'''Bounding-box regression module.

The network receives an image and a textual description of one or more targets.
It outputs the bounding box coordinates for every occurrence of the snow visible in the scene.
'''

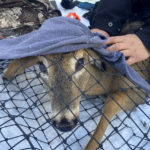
[0,0,150,150]
[55,0,90,26]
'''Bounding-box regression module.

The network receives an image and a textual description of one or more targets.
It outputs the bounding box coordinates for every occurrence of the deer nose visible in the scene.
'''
[52,117,78,132]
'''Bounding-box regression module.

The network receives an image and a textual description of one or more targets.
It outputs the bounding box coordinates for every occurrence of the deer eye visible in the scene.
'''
[75,58,84,71]
[38,62,48,74]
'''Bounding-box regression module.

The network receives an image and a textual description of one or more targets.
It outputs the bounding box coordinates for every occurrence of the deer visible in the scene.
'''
[3,44,150,150]
[2,9,150,149]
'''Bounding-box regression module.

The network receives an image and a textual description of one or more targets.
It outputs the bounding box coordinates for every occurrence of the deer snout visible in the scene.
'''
[52,117,78,132]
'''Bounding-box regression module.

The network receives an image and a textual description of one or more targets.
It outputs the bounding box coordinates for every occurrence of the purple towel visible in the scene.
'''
[0,16,149,94]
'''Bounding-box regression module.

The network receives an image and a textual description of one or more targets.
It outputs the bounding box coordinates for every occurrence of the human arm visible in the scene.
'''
[90,0,150,65]
[104,34,150,65]
[103,17,150,65]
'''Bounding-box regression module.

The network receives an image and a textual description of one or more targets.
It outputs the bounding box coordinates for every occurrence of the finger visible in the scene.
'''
[104,36,124,45]
[126,57,136,65]
[91,29,110,37]
[107,43,127,52]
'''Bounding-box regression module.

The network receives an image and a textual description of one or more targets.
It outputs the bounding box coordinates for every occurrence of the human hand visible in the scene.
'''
[105,34,150,65]
[91,28,110,37]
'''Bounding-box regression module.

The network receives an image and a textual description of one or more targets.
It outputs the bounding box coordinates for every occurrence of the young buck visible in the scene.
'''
[3,21,150,150]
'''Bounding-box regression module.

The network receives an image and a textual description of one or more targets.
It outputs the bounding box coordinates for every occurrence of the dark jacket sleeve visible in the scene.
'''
[136,18,150,50]
[90,0,138,36]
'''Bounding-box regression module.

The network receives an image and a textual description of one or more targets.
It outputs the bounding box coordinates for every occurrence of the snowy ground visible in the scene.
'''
[0,0,150,150]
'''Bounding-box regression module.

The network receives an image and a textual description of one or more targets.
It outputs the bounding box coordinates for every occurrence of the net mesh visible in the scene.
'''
[0,52,150,150]
[0,1,150,149]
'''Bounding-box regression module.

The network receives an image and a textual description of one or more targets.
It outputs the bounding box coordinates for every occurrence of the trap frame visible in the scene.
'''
[0,52,150,150]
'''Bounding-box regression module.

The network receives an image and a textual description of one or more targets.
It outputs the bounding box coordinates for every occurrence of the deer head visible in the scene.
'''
[4,49,113,132]
[37,49,110,132]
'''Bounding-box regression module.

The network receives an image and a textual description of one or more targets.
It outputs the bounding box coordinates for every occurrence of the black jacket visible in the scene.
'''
[90,0,150,50]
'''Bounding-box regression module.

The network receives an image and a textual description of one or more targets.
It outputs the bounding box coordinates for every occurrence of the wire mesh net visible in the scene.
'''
[0,50,150,150]
[0,1,150,149]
